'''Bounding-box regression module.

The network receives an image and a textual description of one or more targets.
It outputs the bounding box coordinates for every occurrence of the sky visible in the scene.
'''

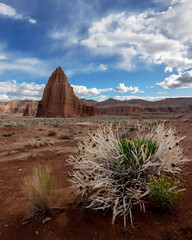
[0,0,192,102]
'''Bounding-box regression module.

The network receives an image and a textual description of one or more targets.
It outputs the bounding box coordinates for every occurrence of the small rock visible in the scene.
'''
[42,217,51,224]
[35,231,39,235]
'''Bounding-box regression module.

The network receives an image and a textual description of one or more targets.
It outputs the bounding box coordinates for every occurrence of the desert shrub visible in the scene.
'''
[69,127,74,133]
[20,146,27,152]
[48,130,57,136]
[23,165,54,215]
[58,134,73,140]
[2,132,14,137]
[149,175,182,210]
[68,123,189,226]
[8,150,13,155]
[38,128,44,131]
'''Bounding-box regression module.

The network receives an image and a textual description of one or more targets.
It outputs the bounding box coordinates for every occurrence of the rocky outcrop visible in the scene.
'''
[23,100,38,116]
[36,67,97,118]
[0,100,38,115]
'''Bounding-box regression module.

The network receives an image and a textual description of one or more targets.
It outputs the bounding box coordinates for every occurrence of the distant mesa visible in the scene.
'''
[36,67,97,118]
[0,100,37,115]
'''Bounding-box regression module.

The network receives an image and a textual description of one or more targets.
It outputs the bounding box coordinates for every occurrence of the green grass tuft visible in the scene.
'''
[149,175,182,210]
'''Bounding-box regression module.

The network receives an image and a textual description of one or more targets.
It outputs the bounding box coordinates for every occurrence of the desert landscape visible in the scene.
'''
[0,112,191,240]
[1,1,192,239]
[0,67,191,240]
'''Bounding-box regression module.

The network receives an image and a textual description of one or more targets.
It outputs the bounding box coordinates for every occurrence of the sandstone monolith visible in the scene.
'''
[36,67,97,117]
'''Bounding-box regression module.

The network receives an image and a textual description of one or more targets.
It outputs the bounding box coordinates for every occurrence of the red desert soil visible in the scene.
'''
[0,114,192,240]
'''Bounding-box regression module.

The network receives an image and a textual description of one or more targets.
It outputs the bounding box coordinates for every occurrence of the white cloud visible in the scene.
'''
[0,94,11,101]
[115,83,144,93]
[0,55,7,60]
[157,70,192,89]
[0,3,36,24]
[114,95,190,101]
[81,1,192,72]
[0,57,49,76]
[49,29,78,46]
[27,18,37,24]
[72,85,113,98]
[90,95,108,102]
[0,80,45,101]
[98,64,107,71]
[165,66,173,73]
[64,63,108,76]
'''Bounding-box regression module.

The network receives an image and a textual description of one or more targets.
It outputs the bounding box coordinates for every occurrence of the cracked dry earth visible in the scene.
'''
[0,113,191,240]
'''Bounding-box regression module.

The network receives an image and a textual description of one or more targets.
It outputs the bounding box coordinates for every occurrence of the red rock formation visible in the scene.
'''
[82,98,192,115]
[36,67,97,118]
[23,100,38,116]
[0,100,38,115]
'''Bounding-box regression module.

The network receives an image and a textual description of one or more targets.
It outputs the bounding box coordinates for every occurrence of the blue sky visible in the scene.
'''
[0,0,192,101]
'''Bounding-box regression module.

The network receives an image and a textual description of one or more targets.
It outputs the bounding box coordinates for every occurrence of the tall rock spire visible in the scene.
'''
[36,67,97,117]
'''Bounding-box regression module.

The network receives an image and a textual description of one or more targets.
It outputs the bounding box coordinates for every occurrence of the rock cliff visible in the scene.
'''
[36,67,97,118]
[0,100,38,115]
[23,100,38,116]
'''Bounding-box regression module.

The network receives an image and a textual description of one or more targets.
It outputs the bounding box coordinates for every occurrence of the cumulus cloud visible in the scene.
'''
[0,80,45,101]
[72,85,113,98]
[114,95,188,101]
[115,83,143,93]
[0,2,36,23]
[157,70,192,89]
[81,0,192,72]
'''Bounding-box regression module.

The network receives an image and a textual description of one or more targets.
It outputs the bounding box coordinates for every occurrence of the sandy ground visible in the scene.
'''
[0,113,191,240]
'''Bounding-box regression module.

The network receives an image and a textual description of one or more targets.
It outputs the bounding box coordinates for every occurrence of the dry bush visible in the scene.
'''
[68,123,189,226]
[23,165,54,216]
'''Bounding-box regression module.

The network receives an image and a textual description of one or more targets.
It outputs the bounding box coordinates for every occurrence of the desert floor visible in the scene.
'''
[0,113,191,240]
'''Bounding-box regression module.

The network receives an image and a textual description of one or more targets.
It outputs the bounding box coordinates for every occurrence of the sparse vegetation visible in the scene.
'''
[20,146,27,152]
[8,150,14,155]
[68,123,189,226]
[23,165,54,216]
[69,127,74,133]
[48,130,57,136]
[17,153,37,161]
[58,134,73,140]
[2,132,14,137]
[149,175,182,210]
[38,128,45,131]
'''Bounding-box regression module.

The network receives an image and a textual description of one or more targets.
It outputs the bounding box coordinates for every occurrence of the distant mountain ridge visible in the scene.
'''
[0,97,191,116]
[81,97,192,115]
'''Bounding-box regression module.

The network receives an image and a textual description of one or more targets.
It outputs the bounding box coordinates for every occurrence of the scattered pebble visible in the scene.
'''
[42,217,51,224]
[35,231,39,235]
